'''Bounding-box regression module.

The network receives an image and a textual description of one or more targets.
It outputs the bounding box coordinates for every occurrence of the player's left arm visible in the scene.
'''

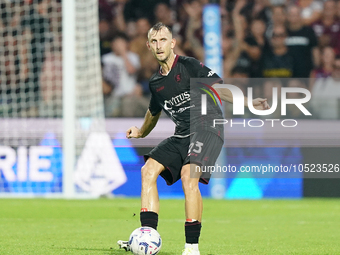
[187,57,269,110]
[212,85,269,110]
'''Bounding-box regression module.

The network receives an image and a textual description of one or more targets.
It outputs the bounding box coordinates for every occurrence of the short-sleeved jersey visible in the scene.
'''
[148,55,224,139]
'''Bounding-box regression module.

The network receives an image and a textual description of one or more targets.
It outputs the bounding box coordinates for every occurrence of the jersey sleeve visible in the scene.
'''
[148,91,162,116]
[185,57,222,84]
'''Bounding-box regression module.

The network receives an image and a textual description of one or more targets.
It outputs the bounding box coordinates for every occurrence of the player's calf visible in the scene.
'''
[181,165,202,253]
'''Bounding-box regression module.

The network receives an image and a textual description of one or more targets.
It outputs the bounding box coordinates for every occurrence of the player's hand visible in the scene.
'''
[252,98,270,110]
[126,126,142,139]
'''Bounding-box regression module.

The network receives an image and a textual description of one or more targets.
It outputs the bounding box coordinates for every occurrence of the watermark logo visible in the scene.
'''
[202,84,311,116]
[199,82,222,114]
[198,83,312,128]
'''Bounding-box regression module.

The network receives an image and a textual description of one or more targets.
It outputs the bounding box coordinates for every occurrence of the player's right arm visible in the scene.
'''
[126,110,161,139]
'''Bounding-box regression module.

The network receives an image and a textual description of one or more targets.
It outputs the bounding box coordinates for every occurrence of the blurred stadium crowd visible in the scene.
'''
[1,0,340,118]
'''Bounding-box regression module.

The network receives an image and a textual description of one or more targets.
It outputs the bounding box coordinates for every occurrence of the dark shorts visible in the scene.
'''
[144,131,224,185]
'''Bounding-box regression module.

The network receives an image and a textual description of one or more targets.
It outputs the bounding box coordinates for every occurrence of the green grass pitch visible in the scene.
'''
[0,198,339,255]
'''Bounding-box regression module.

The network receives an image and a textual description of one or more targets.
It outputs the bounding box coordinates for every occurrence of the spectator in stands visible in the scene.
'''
[251,0,271,22]
[126,20,137,39]
[1,33,19,95]
[312,0,340,49]
[37,0,61,117]
[310,46,335,79]
[18,29,31,90]
[99,0,114,26]
[20,0,51,115]
[99,16,115,56]
[0,2,19,114]
[234,0,271,24]
[232,0,249,38]
[266,5,287,39]
[245,18,267,61]
[312,55,340,119]
[1,0,52,117]
[102,33,148,117]
[222,32,238,78]
[174,0,190,33]
[309,46,334,91]
[39,35,62,117]
[112,0,128,32]
[154,2,174,28]
[260,25,295,78]
[337,1,340,20]
[286,5,319,78]
[130,17,159,95]
[182,0,204,61]
[224,0,252,78]
[105,0,140,38]
[123,0,170,25]
[297,0,323,25]
[244,18,267,77]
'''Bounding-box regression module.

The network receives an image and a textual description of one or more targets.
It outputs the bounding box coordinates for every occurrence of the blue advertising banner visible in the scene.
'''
[203,4,226,198]
[4,118,336,198]
[203,4,223,77]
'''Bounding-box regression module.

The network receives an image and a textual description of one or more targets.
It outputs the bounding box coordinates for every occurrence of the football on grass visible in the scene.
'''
[129,227,162,255]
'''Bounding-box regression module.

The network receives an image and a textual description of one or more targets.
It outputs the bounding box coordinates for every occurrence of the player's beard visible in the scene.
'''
[156,52,170,64]
[158,55,169,63]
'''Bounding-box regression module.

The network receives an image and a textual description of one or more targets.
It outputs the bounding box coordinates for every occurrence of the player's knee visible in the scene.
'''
[141,164,158,183]
[181,171,199,192]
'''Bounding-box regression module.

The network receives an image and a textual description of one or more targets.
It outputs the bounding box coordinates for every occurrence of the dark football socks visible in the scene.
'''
[185,220,202,244]
[140,211,158,230]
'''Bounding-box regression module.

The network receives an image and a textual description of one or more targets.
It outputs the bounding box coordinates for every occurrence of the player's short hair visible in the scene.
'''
[147,22,172,40]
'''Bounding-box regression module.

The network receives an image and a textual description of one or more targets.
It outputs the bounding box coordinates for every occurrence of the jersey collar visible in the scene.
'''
[159,54,179,76]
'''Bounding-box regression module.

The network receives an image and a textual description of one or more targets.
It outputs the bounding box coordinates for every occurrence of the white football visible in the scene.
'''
[129,227,162,255]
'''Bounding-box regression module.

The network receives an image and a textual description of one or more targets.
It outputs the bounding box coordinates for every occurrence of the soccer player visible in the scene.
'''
[118,22,269,255]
